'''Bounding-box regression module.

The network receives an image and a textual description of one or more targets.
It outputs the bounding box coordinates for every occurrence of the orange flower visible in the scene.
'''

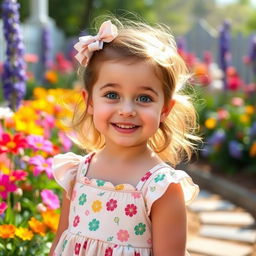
[205,118,217,129]
[45,70,58,84]
[41,210,60,232]
[250,142,256,157]
[0,224,16,238]
[15,227,34,240]
[29,217,46,236]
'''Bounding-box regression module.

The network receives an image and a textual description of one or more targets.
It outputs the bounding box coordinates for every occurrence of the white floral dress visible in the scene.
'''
[52,152,199,256]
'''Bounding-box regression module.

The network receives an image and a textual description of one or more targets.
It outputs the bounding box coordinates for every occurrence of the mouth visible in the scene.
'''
[111,123,140,133]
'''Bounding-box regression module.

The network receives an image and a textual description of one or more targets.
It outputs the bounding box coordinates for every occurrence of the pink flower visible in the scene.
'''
[106,199,117,211]
[105,247,113,256]
[74,242,81,255]
[131,192,141,199]
[0,201,7,214]
[27,135,53,153]
[217,108,229,120]
[231,97,244,107]
[0,174,17,199]
[29,155,53,178]
[141,171,152,182]
[11,169,28,181]
[117,229,129,242]
[41,189,60,209]
[125,204,137,217]
[59,132,72,151]
[73,215,80,227]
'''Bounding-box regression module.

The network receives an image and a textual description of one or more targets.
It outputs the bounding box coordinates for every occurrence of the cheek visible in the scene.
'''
[141,108,162,126]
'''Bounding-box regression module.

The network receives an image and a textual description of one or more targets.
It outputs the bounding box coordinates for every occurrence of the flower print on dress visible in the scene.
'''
[105,247,113,256]
[96,179,106,187]
[88,218,100,231]
[134,252,141,256]
[106,199,117,211]
[134,223,146,235]
[78,193,87,205]
[115,184,124,190]
[74,242,81,255]
[141,171,152,182]
[154,173,166,183]
[125,204,137,217]
[73,215,80,227]
[92,200,102,212]
[83,240,88,250]
[117,229,130,242]
[131,192,141,199]
[61,239,68,252]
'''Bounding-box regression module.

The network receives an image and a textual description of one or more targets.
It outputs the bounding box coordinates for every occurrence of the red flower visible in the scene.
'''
[105,247,113,256]
[125,204,137,217]
[74,243,81,255]
[141,172,152,182]
[106,199,117,211]
[0,133,27,154]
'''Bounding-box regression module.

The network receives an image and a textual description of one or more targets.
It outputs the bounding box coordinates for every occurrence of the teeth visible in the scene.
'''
[116,124,136,129]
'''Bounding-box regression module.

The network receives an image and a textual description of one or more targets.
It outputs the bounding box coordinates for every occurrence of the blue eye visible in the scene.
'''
[137,95,152,103]
[105,92,119,99]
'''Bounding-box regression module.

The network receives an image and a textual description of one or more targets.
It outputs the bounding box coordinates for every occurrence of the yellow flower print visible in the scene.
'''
[115,184,124,190]
[92,200,102,212]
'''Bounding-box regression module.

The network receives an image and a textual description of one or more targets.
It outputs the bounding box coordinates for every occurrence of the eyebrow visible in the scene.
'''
[100,83,159,96]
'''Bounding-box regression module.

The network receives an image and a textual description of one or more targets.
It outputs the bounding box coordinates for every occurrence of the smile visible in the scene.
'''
[111,123,140,133]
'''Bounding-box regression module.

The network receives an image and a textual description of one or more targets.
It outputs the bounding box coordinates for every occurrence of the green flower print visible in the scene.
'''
[154,174,166,183]
[62,239,68,252]
[96,179,106,187]
[134,223,146,235]
[89,218,100,231]
[78,193,87,205]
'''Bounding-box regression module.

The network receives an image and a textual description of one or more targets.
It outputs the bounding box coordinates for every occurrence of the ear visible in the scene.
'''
[82,89,93,115]
[160,99,175,122]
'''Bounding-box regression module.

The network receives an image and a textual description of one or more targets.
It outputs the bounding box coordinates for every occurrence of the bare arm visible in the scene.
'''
[49,191,71,256]
[151,183,187,256]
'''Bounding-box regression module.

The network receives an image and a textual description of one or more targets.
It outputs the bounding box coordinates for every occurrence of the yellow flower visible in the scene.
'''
[28,217,46,236]
[0,162,10,175]
[45,70,58,84]
[42,210,60,232]
[245,105,254,115]
[240,114,250,124]
[115,184,125,190]
[15,227,34,241]
[250,142,256,157]
[0,224,16,239]
[92,200,102,212]
[33,87,48,99]
[205,118,216,129]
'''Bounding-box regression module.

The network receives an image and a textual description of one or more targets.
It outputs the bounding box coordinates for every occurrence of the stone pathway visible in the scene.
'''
[187,189,256,256]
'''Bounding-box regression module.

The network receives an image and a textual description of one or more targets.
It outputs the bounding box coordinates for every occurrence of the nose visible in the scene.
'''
[118,101,136,117]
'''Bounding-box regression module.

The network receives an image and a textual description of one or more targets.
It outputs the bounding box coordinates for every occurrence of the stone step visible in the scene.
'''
[199,225,256,244]
[187,237,253,256]
[188,199,236,212]
[199,212,255,226]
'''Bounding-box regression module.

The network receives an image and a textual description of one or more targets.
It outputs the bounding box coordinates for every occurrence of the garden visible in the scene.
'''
[0,0,256,255]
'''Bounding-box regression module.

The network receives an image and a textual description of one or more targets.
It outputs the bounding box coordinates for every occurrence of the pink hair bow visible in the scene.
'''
[74,20,118,66]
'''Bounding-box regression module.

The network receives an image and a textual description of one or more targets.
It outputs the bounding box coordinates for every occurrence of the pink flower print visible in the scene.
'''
[83,240,88,250]
[106,199,117,211]
[85,210,90,216]
[74,242,81,255]
[131,192,141,199]
[141,171,152,182]
[73,215,80,227]
[117,229,130,242]
[134,252,141,256]
[125,204,137,217]
[105,247,113,256]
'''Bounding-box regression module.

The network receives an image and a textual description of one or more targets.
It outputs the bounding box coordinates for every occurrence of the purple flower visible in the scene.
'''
[41,189,60,209]
[1,0,27,110]
[27,135,53,153]
[29,155,53,178]
[41,25,52,73]
[228,140,243,159]
[208,130,226,145]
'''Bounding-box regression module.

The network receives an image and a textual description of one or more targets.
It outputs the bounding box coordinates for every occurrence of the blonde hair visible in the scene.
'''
[71,17,201,166]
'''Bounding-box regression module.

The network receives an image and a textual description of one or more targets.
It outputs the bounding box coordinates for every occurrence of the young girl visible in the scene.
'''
[49,18,200,256]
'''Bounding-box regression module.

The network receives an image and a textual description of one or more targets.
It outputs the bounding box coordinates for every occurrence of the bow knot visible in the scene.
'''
[74,20,118,66]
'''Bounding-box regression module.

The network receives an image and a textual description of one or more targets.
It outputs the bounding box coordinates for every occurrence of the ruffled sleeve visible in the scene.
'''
[142,167,199,215]
[52,152,84,199]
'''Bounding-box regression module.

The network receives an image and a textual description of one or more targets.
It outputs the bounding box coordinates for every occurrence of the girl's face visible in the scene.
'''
[85,60,174,149]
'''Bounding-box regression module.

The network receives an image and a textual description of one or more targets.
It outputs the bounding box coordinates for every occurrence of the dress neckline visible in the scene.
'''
[79,152,169,191]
